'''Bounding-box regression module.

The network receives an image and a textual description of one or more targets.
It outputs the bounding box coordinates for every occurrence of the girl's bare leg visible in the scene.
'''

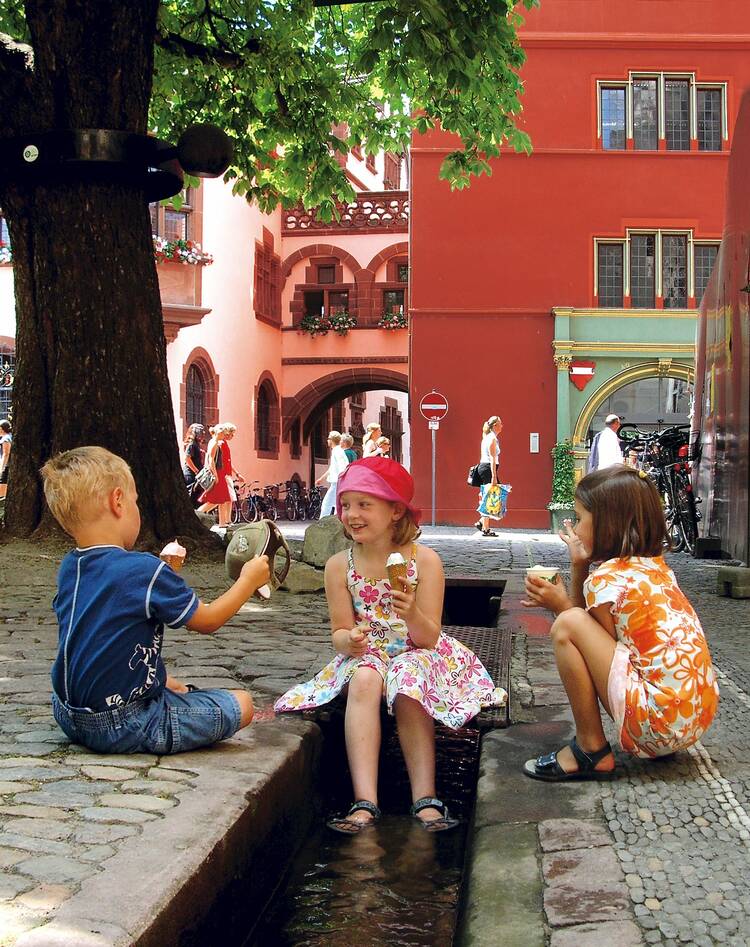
[394,695,440,823]
[550,607,617,773]
[345,667,383,823]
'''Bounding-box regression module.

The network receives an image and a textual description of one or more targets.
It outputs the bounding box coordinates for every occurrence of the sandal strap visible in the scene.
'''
[569,737,612,771]
[533,750,567,777]
[410,796,447,817]
[348,800,381,819]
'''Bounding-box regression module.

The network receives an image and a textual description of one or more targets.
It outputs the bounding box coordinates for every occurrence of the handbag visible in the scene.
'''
[195,466,217,493]
[468,461,493,487]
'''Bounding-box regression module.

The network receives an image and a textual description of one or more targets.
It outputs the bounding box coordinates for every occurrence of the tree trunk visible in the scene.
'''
[0,1,206,543]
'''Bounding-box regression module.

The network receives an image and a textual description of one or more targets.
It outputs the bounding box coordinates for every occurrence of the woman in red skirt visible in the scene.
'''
[197,423,244,526]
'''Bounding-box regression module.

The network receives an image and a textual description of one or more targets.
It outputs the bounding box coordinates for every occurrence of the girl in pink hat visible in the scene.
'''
[275,457,506,834]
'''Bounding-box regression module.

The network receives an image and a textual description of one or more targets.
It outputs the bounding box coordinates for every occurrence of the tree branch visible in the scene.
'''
[154,28,259,68]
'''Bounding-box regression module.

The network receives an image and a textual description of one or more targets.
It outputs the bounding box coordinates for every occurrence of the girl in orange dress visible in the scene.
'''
[521,464,718,780]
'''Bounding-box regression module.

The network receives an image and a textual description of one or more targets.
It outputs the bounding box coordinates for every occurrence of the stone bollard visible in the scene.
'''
[716,565,750,599]
[301,515,351,568]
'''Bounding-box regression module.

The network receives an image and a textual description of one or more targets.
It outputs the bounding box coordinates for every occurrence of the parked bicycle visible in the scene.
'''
[231,481,277,523]
[618,425,701,554]
[283,480,307,521]
[305,484,323,520]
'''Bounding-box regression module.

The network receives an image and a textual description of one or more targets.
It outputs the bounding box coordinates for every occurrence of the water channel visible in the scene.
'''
[246,720,481,946]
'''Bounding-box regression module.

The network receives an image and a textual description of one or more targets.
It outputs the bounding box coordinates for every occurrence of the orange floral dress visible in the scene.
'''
[584,556,719,759]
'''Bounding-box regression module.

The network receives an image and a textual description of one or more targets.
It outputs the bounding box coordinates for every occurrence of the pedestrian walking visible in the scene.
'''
[474,415,502,537]
[341,433,358,464]
[275,457,506,833]
[315,431,350,518]
[362,423,382,457]
[587,413,623,472]
[182,423,205,504]
[521,464,719,780]
[0,419,10,499]
[197,422,244,527]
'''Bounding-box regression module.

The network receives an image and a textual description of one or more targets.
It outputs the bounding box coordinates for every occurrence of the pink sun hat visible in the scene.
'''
[336,456,422,525]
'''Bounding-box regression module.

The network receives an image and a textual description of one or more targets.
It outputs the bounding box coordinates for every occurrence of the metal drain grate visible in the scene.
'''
[444,625,511,729]
[300,626,511,730]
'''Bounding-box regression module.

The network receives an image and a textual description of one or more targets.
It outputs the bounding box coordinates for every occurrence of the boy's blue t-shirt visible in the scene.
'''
[51,545,199,711]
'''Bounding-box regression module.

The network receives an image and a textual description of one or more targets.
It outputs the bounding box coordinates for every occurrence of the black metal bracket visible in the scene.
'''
[0,124,233,202]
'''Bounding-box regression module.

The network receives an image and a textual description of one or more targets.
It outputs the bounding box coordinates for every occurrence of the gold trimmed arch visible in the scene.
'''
[573,361,694,446]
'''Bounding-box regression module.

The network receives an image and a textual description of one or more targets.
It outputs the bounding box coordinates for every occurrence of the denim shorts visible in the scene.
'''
[52,687,242,755]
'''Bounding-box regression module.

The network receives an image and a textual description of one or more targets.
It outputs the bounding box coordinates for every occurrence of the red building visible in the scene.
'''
[409,1,750,526]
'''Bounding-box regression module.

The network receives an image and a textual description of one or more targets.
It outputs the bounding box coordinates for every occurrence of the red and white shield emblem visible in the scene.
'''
[569,360,596,391]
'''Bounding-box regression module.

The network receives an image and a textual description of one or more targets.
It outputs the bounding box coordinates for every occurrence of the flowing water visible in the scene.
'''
[246,720,481,946]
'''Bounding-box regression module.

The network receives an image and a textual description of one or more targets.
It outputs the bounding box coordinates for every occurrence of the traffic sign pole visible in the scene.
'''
[419,391,448,528]
[431,425,437,526]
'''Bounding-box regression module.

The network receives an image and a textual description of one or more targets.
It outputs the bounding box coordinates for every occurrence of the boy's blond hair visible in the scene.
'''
[327,431,342,444]
[40,447,134,533]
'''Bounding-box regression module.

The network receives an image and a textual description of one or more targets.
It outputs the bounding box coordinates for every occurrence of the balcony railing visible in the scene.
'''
[283,191,409,236]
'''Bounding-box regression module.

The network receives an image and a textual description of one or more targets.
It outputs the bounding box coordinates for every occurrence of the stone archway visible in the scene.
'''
[573,361,694,445]
[283,368,409,442]
[365,241,408,277]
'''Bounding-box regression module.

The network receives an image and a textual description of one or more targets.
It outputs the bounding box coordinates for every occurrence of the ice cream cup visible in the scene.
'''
[525,565,559,583]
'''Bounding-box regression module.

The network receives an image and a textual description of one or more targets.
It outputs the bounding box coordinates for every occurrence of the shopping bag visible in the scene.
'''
[478,483,512,519]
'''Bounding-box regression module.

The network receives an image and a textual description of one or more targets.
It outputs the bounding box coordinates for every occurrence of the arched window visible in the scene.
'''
[587,375,693,444]
[255,374,280,458]
[181,350,219,435]
[185,364,206,427]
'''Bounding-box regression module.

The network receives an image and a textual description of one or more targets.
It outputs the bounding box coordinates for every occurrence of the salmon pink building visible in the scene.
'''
[0,149,411,493]
[409,0,750,526]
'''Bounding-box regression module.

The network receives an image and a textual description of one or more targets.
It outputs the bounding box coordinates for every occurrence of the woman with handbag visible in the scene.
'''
[475,416,503,537]
[197,423,244,526]
[182,423,206,505]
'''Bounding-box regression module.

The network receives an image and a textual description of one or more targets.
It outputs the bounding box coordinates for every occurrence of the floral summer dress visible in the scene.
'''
[585,556,719,759]
[274,545,506,729]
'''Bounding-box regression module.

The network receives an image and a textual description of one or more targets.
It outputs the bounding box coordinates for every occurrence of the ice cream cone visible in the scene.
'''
[160,555,184,572]
[159,541,186,573]
[386,552,409,590]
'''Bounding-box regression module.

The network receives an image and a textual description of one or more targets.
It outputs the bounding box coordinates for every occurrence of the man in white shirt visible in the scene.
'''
[588,414,623,472]
[316,431,350,517]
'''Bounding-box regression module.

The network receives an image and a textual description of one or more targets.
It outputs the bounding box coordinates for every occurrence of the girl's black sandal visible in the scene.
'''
[327,800,381,834]
[523,737,615,782]
[410,796,460,832]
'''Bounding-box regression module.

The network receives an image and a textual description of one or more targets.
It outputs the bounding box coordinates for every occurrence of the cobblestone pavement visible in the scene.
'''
[0,526,748,945]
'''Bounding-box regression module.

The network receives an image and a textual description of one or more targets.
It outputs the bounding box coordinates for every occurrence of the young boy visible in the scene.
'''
[40,446,270,755]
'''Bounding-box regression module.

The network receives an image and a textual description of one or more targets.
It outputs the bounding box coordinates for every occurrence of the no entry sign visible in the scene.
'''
[419,391,449,421]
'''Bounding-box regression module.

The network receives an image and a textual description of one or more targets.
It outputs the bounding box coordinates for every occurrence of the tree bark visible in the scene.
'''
[0,1,206,543]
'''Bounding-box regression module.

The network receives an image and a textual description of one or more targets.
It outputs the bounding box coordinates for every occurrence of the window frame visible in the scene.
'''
[597,73,728,151]
[594,229,717,307]
[150,188,194,241]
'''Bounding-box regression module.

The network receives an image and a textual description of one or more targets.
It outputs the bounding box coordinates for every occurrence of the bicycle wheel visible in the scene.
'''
[308,492,322,520]
[266,495,278,521]
[243,497,259,523]
[285,494,297,521]
[661,488,684,553]
[230,499,243,525]
[675,485,698,555]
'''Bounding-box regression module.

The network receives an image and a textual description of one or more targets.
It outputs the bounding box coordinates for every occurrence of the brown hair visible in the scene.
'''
[575,464,668,560]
